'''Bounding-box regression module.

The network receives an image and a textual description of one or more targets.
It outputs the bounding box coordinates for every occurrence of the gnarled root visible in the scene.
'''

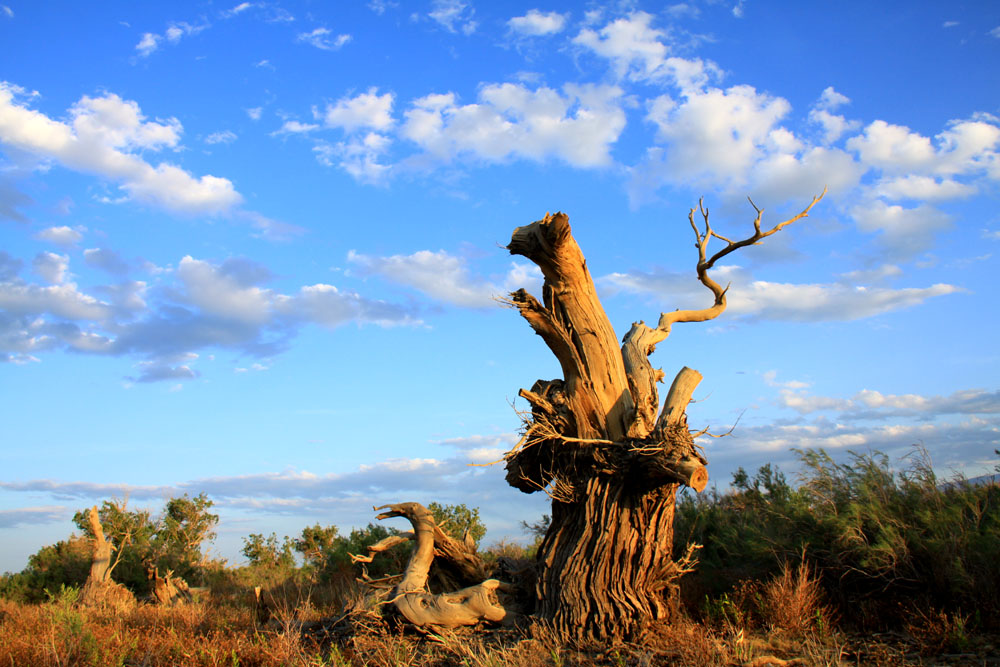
[359,502,507,631]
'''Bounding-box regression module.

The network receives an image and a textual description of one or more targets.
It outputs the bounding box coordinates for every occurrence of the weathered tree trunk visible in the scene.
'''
[149,565,191,605]
[80,505,113,606]
[80,506,134,610]
[504,197,822,642]
[354,502,506,632]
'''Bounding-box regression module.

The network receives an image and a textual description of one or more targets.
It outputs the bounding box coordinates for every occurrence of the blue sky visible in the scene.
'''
[2,0,999,573]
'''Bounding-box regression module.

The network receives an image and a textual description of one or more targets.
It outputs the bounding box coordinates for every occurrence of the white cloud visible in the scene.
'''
[323,88,395,132]
[772,385,1000,420]
[401,83,626,168]
[0,250,420,381]
[131,354,200,383]
[136,21,207,57]
[314,132,393,184]
[369,1,396,15]
[35,225,84,246]
[0,278,112,322]
[296,27,351,50]
[222,2,253,18]
[246,107,263,121]
[0,506,67,529]
[0,434,549,542]
[32,251,69,284]
[642,85,793,190]
[204,130,237,145]
[749,145,864,203]
[666,4,700,19]
[507,9,567,36]
[602,264,961,322]
[838,263,903,285]
[177,256,273,325]
[848,117,1000,179]
[851,200,952,260]
[725,280,960,321]
[347,249,540,307]
[429,0,477,35]
[136,32,161,57]
[573,11,715,90]
[847,120,939,173]
[348,249,499,307]
[875,175,976,201]
[809,108,860,145]
[815,86,850,111]
[164,21,206,43]
[271,120,320,136]
[0,84,242,215]
[990,26,1000,38]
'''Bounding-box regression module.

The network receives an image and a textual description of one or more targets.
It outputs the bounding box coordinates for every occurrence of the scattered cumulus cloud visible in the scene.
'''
[776,385,1000,420]
[32,252,69,284]
[296,27,352,50]
[323,88,395,133]
[136,32,161,57]
[350,250,492,307]
[0,434,550,540]
[0,251,420,382]
[35,226,84,246]
[400,83,626,168]
[573,11,717,90]
[428,0,477,35]
[0,506,67,529]
[0,83,242,215]
[309,88,397,183]
[135,21,208,57]
[271,120,320,136]
[507,10,567,36]
[204,130,237,145]
[221,2,253,19]
[601,263,960,322]
[851,201,953,261]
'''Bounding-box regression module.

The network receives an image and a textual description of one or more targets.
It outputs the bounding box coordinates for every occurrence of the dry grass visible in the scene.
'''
[2,591,995,667]
[759,561,832,637]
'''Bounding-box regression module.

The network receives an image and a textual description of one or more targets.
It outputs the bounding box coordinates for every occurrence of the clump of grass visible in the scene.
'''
[759,560,832,637]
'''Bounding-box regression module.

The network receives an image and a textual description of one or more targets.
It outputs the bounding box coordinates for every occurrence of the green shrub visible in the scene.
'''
[676,446,1000,630]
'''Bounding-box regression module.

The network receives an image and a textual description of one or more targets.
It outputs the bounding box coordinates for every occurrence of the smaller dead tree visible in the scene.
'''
[147,564,192,605]
[352,502,507,632]
[79,505,134,609]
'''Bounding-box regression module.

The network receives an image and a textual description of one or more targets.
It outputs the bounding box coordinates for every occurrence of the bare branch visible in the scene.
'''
[657,188,826,334]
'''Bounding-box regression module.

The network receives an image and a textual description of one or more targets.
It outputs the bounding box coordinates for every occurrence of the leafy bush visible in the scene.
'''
[428,502,487,547]
[676,447,1000,630]
[0,537,91,603]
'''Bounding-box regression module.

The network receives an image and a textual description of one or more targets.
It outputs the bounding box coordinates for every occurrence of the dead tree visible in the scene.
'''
[353,503,506,631]
[147,564,192,605]
[79,506,134,609]
[503,193,824,642]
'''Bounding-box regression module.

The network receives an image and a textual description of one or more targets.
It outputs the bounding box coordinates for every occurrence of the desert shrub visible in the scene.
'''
[758,560,831,636]
[0,535,91,603]
[677,446,1000,630]
[242,532,297,570]
[428,502,487,547]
